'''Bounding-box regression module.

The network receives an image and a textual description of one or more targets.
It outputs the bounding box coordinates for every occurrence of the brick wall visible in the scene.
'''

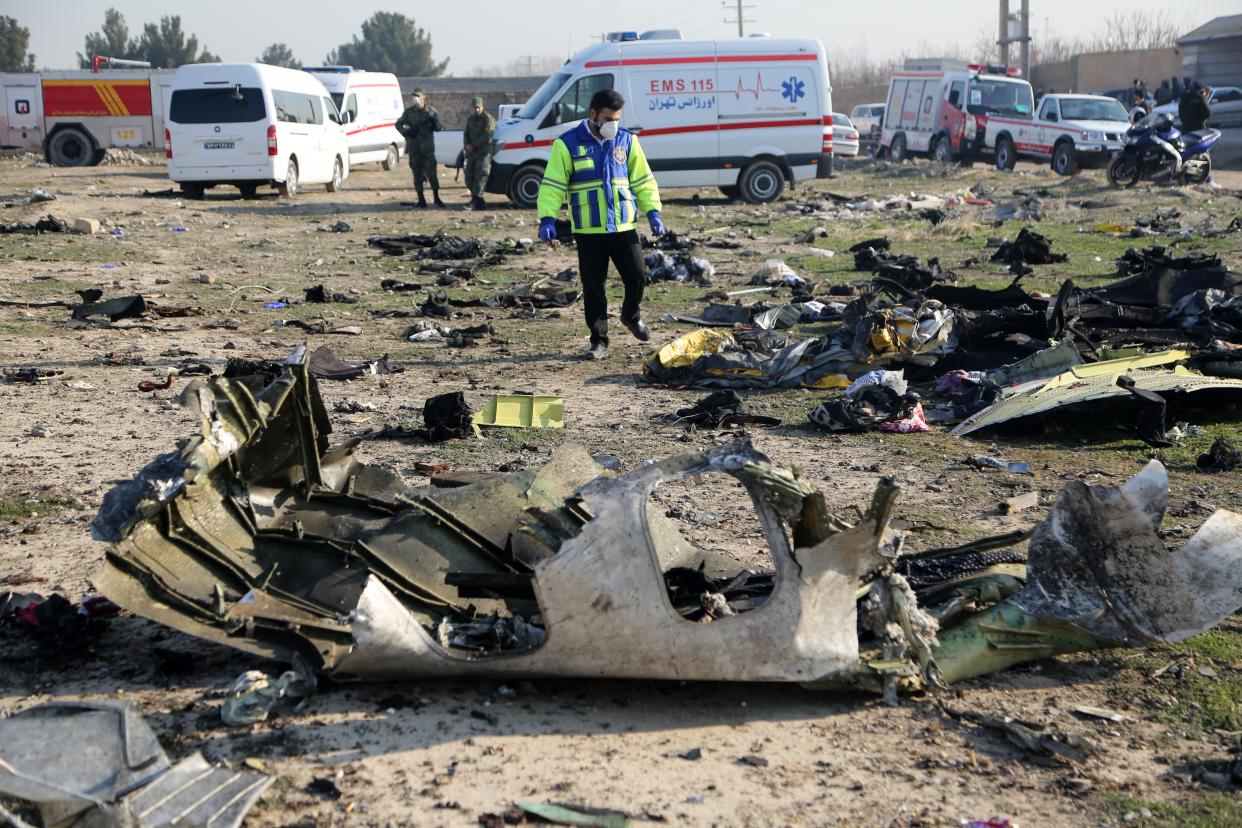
[397,76,547,129]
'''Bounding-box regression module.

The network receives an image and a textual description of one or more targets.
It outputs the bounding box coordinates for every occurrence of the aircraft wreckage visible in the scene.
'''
[91,348,1242,700]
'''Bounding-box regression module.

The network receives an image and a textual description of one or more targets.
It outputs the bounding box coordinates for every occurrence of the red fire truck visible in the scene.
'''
[1,58,175,166]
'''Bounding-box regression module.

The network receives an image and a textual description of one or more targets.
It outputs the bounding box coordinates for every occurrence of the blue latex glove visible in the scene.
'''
[647,210,666,237]
[538,217,557,243]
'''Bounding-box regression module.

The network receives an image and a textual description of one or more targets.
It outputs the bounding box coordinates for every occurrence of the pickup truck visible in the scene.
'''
[990,93,1131,175]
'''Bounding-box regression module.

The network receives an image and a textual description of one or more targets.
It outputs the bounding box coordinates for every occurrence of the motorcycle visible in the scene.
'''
[1108,111,1221,187]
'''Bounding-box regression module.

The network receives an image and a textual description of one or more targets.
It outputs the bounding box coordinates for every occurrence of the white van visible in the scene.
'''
[304,66,405,170]
[488,31,832,206]
[166,63,350,199]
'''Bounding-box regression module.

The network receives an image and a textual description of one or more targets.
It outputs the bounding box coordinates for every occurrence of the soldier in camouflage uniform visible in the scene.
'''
[395,88,444,208]
[463,97,496,211]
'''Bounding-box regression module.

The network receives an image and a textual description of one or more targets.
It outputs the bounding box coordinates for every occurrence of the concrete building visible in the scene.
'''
[1028,48,1181,95]
[1178,15,1242,88]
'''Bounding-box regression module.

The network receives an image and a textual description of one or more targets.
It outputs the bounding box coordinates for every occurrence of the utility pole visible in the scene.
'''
[1019,0,1030,79]
[723,0,756,37]
[997,0,1030,75]
[998,0,1009,64]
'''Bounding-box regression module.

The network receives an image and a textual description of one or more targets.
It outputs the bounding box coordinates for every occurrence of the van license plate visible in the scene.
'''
[204,141,235,149]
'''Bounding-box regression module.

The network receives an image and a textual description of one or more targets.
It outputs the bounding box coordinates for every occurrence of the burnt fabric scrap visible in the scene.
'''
[304,284,357,304]
[990,228,1067,265]
[422,391,475,441]
[808,384,919,433]
[672,389,781,428]
[0,700,271,828]
[644,251,715,285]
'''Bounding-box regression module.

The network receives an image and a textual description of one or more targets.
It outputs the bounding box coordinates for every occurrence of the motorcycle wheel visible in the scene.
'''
[1181,154,1211,186]
[1107,153,1140,188]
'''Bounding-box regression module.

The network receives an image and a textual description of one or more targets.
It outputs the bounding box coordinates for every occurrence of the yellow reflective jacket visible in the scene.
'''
[536,121,661,234]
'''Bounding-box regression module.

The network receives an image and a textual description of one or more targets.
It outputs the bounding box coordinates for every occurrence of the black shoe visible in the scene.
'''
[433,193,446,208]
[585,343,609,360]
[622,316,651,342]
[416,194,427,208]
[473,197,486,211]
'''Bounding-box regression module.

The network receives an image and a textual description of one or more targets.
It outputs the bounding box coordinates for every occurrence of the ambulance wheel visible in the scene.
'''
[719,185,741,200]
[47,127,97,167]
[889,134,907,162]
[507,164,544,209]
[383,144,399,171]
[995,137,1017,171]
[738,160,784,203]
[279,158,299,198]
[326,157,343,192]
[932,135,953,163]
[1052,142,1078,176]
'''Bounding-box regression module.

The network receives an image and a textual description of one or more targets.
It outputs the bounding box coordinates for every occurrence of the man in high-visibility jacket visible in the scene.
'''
[537,88,666,360]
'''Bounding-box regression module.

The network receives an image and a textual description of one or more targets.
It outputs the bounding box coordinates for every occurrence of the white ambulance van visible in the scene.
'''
[489,31,833,206]
[166,63,350,199]
[303,66,405,170]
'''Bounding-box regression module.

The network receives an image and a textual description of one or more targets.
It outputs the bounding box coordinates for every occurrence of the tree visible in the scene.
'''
[326,13,447,76]
[258,43,301,69]
[78,8,136,66]
[0,16,35,72]
[134,16,218,68]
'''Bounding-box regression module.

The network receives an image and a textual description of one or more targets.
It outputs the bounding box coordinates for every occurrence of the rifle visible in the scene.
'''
[454,149,466,182]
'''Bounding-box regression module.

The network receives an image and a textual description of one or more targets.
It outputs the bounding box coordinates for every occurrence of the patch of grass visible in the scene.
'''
[0,493,82,522]
[1104,793,1242,828]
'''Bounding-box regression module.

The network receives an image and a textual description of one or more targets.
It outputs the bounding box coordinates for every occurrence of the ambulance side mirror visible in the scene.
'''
[1046,112,1058,122]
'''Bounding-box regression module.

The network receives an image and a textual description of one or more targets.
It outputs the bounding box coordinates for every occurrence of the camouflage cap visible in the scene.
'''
[412,88,426,96]
[471,96,484,107]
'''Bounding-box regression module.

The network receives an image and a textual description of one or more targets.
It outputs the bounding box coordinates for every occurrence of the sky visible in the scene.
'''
[7,0,1235,74]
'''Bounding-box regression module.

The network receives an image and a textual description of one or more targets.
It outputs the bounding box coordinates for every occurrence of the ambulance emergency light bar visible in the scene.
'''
[967,63,1023,76]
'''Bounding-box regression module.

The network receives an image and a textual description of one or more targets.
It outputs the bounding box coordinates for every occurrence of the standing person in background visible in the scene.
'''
[1171,76,1184,100]
[536,89,666,361]
[1179,82,1212,132]
[463,97,495,211]
[396,88,444,209]
[1154,79,1172,106]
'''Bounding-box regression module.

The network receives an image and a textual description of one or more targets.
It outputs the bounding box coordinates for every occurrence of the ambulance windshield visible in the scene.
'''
[519,72,572,119]
[966,78,1034,118]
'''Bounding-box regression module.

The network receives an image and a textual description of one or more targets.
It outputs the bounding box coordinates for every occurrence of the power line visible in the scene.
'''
[723,0,757,37]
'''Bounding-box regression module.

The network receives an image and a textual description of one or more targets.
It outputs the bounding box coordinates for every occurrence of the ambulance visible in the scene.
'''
[303,66,405,170]
[488,30,833,206]
[878,59,1034,166]
[1,61,175,166]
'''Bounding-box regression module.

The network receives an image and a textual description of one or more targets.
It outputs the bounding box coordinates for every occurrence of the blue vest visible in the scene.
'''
[557,121,638,233]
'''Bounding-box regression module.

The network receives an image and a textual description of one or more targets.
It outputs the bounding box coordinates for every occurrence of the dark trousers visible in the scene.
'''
[574,230,646,346]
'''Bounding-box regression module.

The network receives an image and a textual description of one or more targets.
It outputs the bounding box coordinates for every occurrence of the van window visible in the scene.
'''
[949,81,966,109]
[323,96,341,124]
[872,105,885,116]
[169,87,266,124]
[850,105,864,119]
[557,74,615,123]
[520,71,571,119]
[330,93,344,112]
[886,80,907,128]
[343,93,358,122]
[273,90,323,125]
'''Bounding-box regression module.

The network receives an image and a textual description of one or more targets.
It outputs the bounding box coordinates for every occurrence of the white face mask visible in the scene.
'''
[594,119,620,140]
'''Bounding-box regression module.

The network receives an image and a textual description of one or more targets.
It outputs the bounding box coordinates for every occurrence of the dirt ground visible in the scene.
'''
[2,151,1242,828]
